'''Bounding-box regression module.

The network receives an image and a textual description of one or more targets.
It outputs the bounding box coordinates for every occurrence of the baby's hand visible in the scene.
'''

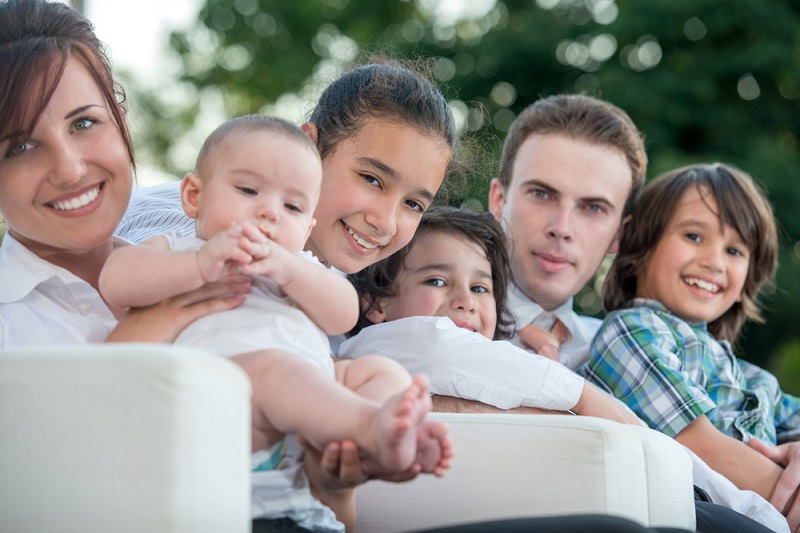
[237,222,295,285]
[197,223,253,282]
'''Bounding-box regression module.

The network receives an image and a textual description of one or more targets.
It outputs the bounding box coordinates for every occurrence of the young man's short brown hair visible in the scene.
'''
[498,94,647,216]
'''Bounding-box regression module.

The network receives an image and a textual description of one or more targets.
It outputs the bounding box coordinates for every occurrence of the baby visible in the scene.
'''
[100,115,452,478]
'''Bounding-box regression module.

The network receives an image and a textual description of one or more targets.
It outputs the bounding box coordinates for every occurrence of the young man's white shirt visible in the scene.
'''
[506,283,600,371]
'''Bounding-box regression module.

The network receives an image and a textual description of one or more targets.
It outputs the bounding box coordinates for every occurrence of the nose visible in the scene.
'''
[450,284,477,314]
[257,197,280,222]
[699,244,725,273]
[364,198,398,237]
[48,137,87,187]
[545,205,572,241]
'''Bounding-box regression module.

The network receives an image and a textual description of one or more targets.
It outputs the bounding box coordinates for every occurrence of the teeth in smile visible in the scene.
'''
[684,277,720,293]
[52,186,99,211]
[347,227,378,249]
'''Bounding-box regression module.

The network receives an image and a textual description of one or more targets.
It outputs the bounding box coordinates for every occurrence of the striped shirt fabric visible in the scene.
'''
[116,181,195,243]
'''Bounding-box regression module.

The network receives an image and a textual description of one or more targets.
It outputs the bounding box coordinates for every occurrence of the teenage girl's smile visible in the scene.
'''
[344,222,384,252]
[306,118,450,274]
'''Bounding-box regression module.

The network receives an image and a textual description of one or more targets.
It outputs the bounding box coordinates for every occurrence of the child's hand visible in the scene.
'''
[197,223,253,282]
[748,438,800,528]
[236,222,296,285]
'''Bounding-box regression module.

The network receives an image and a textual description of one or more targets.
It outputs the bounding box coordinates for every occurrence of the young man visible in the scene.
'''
[487,94,644,372]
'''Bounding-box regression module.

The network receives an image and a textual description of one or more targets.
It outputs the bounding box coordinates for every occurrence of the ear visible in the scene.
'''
[180,172,202,220]
[607,214,631,255]
[300,122,318,144]
[364,296,388,324]
[488,178,506,223]
[304,217,317,244]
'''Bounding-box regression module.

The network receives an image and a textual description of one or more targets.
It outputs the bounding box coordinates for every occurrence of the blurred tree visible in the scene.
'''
[151,0,800,387]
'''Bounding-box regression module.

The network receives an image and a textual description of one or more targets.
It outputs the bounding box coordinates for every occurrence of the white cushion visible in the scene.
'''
[0,343,252,533]
[355,413,695,532]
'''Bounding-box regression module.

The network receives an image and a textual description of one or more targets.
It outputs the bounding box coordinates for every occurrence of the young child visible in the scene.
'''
[583,163,799,511]
[340,205,642,424]
[99,115,452,479]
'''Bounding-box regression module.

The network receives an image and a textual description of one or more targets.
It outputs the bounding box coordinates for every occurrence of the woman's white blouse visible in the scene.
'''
[0,233,118,347]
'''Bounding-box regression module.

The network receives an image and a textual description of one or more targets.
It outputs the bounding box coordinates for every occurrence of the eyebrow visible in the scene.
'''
[414,263,493,281]
[358,156,435,204]
[521,178,616,209]
[65,104,102,120]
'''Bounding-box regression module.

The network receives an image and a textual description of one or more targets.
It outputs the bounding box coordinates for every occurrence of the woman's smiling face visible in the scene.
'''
[0,55,132,258]
[305,118,450,274]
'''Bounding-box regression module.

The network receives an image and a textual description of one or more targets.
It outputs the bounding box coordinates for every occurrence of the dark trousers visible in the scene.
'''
[252,500,775,533]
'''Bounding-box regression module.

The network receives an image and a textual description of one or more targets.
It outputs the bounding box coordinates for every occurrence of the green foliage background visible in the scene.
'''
[128,0,800,391]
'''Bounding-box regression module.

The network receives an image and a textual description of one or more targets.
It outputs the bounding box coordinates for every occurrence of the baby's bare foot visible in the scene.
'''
[415,420,453,477]
[364,374,431,475]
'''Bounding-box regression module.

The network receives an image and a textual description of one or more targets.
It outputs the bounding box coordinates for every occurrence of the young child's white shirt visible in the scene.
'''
[338,316,584,411]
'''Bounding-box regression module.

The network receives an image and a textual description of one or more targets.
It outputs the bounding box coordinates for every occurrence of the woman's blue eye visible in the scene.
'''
[9,142,33,156]
[74,118,95,131]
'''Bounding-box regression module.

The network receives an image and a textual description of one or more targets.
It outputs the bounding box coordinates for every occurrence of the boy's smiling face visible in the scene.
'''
[367,229,498,339]
[636,185,750,324]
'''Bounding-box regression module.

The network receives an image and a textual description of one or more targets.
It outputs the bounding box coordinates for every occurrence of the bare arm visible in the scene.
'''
[100,237,204,308]
[676,415,784,502]
[105,277,251,343]
[100,225,251,308]
[238,223,358,335]
[571,381,644,426]
[431,394,569,414]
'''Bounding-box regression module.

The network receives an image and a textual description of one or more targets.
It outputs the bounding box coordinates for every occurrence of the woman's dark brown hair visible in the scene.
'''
[0,0,134,165]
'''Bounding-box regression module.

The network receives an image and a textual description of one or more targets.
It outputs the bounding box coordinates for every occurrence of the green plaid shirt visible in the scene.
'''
[583,299,800,444]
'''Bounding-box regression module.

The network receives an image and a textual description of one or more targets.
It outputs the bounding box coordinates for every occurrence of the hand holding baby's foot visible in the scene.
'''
[364,374,432,476]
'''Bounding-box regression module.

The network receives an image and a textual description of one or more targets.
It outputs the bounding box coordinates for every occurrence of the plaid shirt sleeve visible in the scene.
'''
[584,307,715,437]
[737,359,800,443]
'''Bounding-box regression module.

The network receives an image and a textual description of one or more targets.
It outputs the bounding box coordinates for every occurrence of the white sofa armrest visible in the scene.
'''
[355,412,695,532]
[0,343,252,533]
